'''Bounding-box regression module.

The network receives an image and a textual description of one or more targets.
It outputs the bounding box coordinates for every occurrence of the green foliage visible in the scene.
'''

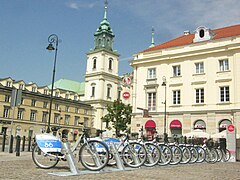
[102,100,132,137]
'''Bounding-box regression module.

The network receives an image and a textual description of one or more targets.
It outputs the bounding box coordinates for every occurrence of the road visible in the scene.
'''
[0,152,240,180]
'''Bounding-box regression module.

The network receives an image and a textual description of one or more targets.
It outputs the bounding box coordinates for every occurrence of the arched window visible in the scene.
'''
[219,119,232,132]
[93,58,97,69]
[199,29,205,38]
[194,119,206,130]
[91,83,96,97]
[107,84,112,98]
[109,58,113,70]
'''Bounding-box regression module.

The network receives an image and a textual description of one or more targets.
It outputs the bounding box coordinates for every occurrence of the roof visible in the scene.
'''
[142,24,240,53]
[51,78,85,95]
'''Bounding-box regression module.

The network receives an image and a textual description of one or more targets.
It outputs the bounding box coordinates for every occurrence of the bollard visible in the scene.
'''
[2,133,6,152]
[28,136,32,152]
[9,135,14,153]
[16,135,21,156]
[22,136,26,151]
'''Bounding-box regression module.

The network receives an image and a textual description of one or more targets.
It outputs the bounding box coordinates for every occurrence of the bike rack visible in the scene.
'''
[48,141,133,176]
[101,142,125,172]
[49,141,82,176]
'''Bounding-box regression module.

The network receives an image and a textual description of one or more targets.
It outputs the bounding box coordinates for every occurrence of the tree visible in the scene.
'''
[102,100,132,137]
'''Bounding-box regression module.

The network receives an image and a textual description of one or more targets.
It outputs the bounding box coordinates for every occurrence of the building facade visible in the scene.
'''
[130,24,240,138]
[0,77,93,140]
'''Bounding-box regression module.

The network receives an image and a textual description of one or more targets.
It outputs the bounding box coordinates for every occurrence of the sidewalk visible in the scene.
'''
[0,151,32,161]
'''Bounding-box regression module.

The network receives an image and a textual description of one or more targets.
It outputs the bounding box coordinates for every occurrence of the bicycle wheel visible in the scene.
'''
[216,148,223,162]
[222,149,231,162]
[158,144,172,166]
[196,146,205,163]
[121,142,147,168]
[189,147,199,163]
[180,146,191,164]
[79,140,110,171]
[170,145,182,165]
[144,142,161,167]
[32,144,59,169]
[205,148,218,164]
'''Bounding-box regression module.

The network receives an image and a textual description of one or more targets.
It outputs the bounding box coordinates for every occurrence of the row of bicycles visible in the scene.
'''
[31,127,231,172]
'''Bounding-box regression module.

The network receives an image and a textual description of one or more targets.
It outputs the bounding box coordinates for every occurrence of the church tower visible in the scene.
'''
[84,0,120,132]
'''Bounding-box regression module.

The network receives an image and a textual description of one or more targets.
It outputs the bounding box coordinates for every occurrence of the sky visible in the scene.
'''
[0,0,240,86]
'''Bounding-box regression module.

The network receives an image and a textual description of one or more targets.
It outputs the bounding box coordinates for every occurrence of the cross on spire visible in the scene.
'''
[104,0,108,19]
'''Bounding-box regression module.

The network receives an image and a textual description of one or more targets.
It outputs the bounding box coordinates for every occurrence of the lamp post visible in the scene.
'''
[162,76,167,135]
[46,34,59,133]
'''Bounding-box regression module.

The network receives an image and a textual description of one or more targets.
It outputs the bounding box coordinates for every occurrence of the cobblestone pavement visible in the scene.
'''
[0,152,240,180]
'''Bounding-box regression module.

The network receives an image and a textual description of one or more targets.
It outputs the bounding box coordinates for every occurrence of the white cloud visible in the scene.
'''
[66,1,96,10]
[119,56,133,62]
[114,0,240,38]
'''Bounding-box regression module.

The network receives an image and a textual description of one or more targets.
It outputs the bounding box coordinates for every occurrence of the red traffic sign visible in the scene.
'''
[228,124,235,132]
[123,77,132,85]
[123,92,130,99]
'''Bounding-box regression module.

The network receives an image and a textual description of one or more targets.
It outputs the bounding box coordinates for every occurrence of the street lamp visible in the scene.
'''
[46,34,59,133]
[162,76,167,135]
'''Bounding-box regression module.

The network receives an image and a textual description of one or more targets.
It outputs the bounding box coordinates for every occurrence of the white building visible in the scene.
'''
[130,24,240,138]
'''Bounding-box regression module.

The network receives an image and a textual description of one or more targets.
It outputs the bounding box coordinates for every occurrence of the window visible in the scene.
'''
[109,58,113,70]
[147,92,156,111]
[74,116,80,126]
[65,115,70,125]
[55,92,59,97]
[3,107,10,118]
[17,109,24,119]
[148,68,156,79]
[31,100,36,107]
[75,107,79,113]
[55,104,59,110]
[219,59,229,72]
[173,90,181,105]
[107,87,111,98]
[19,84,24,89]
[84,117,89,127]
[91,86,95,97]
[43,102,48,108]
[42,112,48,123]
[30,111,36,121]
[6,81,11,87]
[118,90,121,100]
[32,87,37,92]
[173,65,181,76]
[195,62,204,74]
[220,86,229,102]
[199,29,205,38]
[5,95,11,102]
[74,95,78,101]
[107,84,112,98]
[93,58,97,69]
[54,114,60,124]
[65,94,69,99]
[65,106,69,112]
[44,89,48,95]
[196,88,204,103]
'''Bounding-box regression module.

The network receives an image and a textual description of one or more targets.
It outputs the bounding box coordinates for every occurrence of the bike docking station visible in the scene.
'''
[48,141,136,177]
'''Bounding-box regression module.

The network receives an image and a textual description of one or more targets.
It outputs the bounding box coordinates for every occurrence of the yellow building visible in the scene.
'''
[130,24,240,138]
[0,77,93,140]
